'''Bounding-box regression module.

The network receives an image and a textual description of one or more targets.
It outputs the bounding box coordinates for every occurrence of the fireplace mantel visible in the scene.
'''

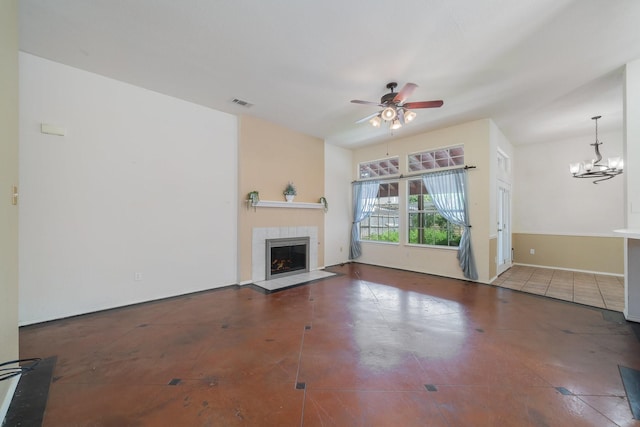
[250,200,324,209]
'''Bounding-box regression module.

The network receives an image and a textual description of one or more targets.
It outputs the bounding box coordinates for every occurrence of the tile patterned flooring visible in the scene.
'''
[17,263,640,426]
[493,265,625,312]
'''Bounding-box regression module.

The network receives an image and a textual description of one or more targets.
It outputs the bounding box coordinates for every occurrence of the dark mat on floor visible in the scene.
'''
[4,356,56,427]
[619,365,640,419]
[630,322,640,343]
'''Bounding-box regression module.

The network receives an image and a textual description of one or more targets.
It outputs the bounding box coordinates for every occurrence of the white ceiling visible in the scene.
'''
[18,0,640,148]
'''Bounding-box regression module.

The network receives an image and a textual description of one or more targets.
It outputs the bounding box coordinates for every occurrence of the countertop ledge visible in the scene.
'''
[613,229,640,239]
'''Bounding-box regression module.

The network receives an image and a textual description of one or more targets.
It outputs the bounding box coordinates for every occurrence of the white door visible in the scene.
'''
[497,181,512,275]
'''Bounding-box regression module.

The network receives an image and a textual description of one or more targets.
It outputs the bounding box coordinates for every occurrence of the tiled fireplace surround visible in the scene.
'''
[251,226,319,283]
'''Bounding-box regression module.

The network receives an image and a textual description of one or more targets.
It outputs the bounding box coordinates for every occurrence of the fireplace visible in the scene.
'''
[251,226,318,284]
[266,237,310,280]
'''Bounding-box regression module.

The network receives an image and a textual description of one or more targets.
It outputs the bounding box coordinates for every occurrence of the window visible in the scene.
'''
[407,179,462,247]
[497,149,510,174]
[359,157,399,179]
[408,146,464,172]
[359,182,400,242]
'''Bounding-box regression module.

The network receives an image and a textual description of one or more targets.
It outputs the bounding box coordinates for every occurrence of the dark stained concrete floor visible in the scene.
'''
[17,263,640,426]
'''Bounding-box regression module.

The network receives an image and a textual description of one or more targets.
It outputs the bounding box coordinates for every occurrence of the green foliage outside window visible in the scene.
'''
[408,180,462,247]
[359,180,462,247]
[359,182,400,243]
[408,222,461,246]
[367,230,400,242]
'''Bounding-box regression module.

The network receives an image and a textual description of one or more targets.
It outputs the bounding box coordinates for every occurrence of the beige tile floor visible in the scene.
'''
[493,265,625,312]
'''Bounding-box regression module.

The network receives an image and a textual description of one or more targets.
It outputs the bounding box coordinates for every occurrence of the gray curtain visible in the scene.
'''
[422,169,478,280]
[349,180,380,259]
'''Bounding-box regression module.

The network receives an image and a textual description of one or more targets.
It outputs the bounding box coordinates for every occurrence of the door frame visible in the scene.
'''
[496,179,512,275]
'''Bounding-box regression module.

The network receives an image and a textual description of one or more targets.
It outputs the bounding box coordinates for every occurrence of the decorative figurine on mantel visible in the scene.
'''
[283,182,297,202]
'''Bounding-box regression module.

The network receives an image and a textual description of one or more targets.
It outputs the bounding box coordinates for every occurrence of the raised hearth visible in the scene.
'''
[266,237,310,280]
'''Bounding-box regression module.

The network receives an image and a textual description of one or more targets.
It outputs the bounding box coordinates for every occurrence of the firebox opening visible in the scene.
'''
[271,244,306,274]
[266,237,310,280]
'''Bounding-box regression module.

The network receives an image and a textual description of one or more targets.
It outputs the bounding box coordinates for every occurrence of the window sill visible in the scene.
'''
[405,243,459,250]
[360,240,399,246]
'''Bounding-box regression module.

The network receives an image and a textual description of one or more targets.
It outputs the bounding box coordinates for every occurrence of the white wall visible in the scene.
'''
[19,53,238,324]
[323,143,352,267]
[513,130,624,235]
[625,59,640,229]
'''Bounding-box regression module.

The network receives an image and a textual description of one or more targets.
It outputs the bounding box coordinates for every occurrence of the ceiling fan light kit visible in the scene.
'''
[381,106,397,121]
[351,82,443,130]
[404,110,417,122]
[569,115,623,184]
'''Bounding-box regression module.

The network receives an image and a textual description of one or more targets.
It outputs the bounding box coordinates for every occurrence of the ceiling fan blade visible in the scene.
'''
[351,99,383,106]
[403,100,444,109]
[397,108,405,125]
[355,112,381,124]
[393,83,418,104]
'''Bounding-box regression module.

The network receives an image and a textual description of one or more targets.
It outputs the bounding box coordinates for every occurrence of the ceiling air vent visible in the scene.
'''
[231,98,253,108]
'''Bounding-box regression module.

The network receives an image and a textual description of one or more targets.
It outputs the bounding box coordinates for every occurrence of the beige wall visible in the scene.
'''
[513,233,624,275]
[238,116,325,282]
[352,119,492,283]
[0,0,19,413]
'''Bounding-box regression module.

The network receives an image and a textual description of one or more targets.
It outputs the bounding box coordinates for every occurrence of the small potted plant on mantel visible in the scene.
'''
[248,190,259,205]
[283,182,297,202]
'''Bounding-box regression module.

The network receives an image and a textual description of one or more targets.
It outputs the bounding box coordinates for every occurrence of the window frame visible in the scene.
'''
[408,145,464,173]
[358,156,400,179]
[358,181,400,244]
[406,178,462,248]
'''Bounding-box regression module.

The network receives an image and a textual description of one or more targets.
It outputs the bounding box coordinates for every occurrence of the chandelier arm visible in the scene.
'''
[592,174,615,184]
[591,141,603,164]
[573,168,622,182]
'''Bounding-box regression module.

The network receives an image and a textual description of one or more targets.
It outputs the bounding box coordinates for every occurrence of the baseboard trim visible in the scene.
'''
[0,374,21,425]
[513,262,624,277]
[19,283,241,327]
[624,310,640,323]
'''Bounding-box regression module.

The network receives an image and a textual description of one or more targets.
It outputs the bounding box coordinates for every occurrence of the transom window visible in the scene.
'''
[497,149,510,174]
[359,182,400,243]
[407,179,462,247]
[359,157,400,179]
[408,146,464,172]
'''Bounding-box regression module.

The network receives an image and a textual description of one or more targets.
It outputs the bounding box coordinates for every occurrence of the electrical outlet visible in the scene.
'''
[529,249,535,255]
[134,272,142,281]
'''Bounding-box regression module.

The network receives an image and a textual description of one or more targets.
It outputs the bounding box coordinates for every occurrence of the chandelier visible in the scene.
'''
[569,115,623,184]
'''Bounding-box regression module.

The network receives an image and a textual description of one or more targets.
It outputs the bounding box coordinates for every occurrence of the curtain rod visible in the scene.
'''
[352,165,476,184]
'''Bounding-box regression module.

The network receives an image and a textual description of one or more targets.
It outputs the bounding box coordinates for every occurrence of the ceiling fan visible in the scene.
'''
[351,82,443,129]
